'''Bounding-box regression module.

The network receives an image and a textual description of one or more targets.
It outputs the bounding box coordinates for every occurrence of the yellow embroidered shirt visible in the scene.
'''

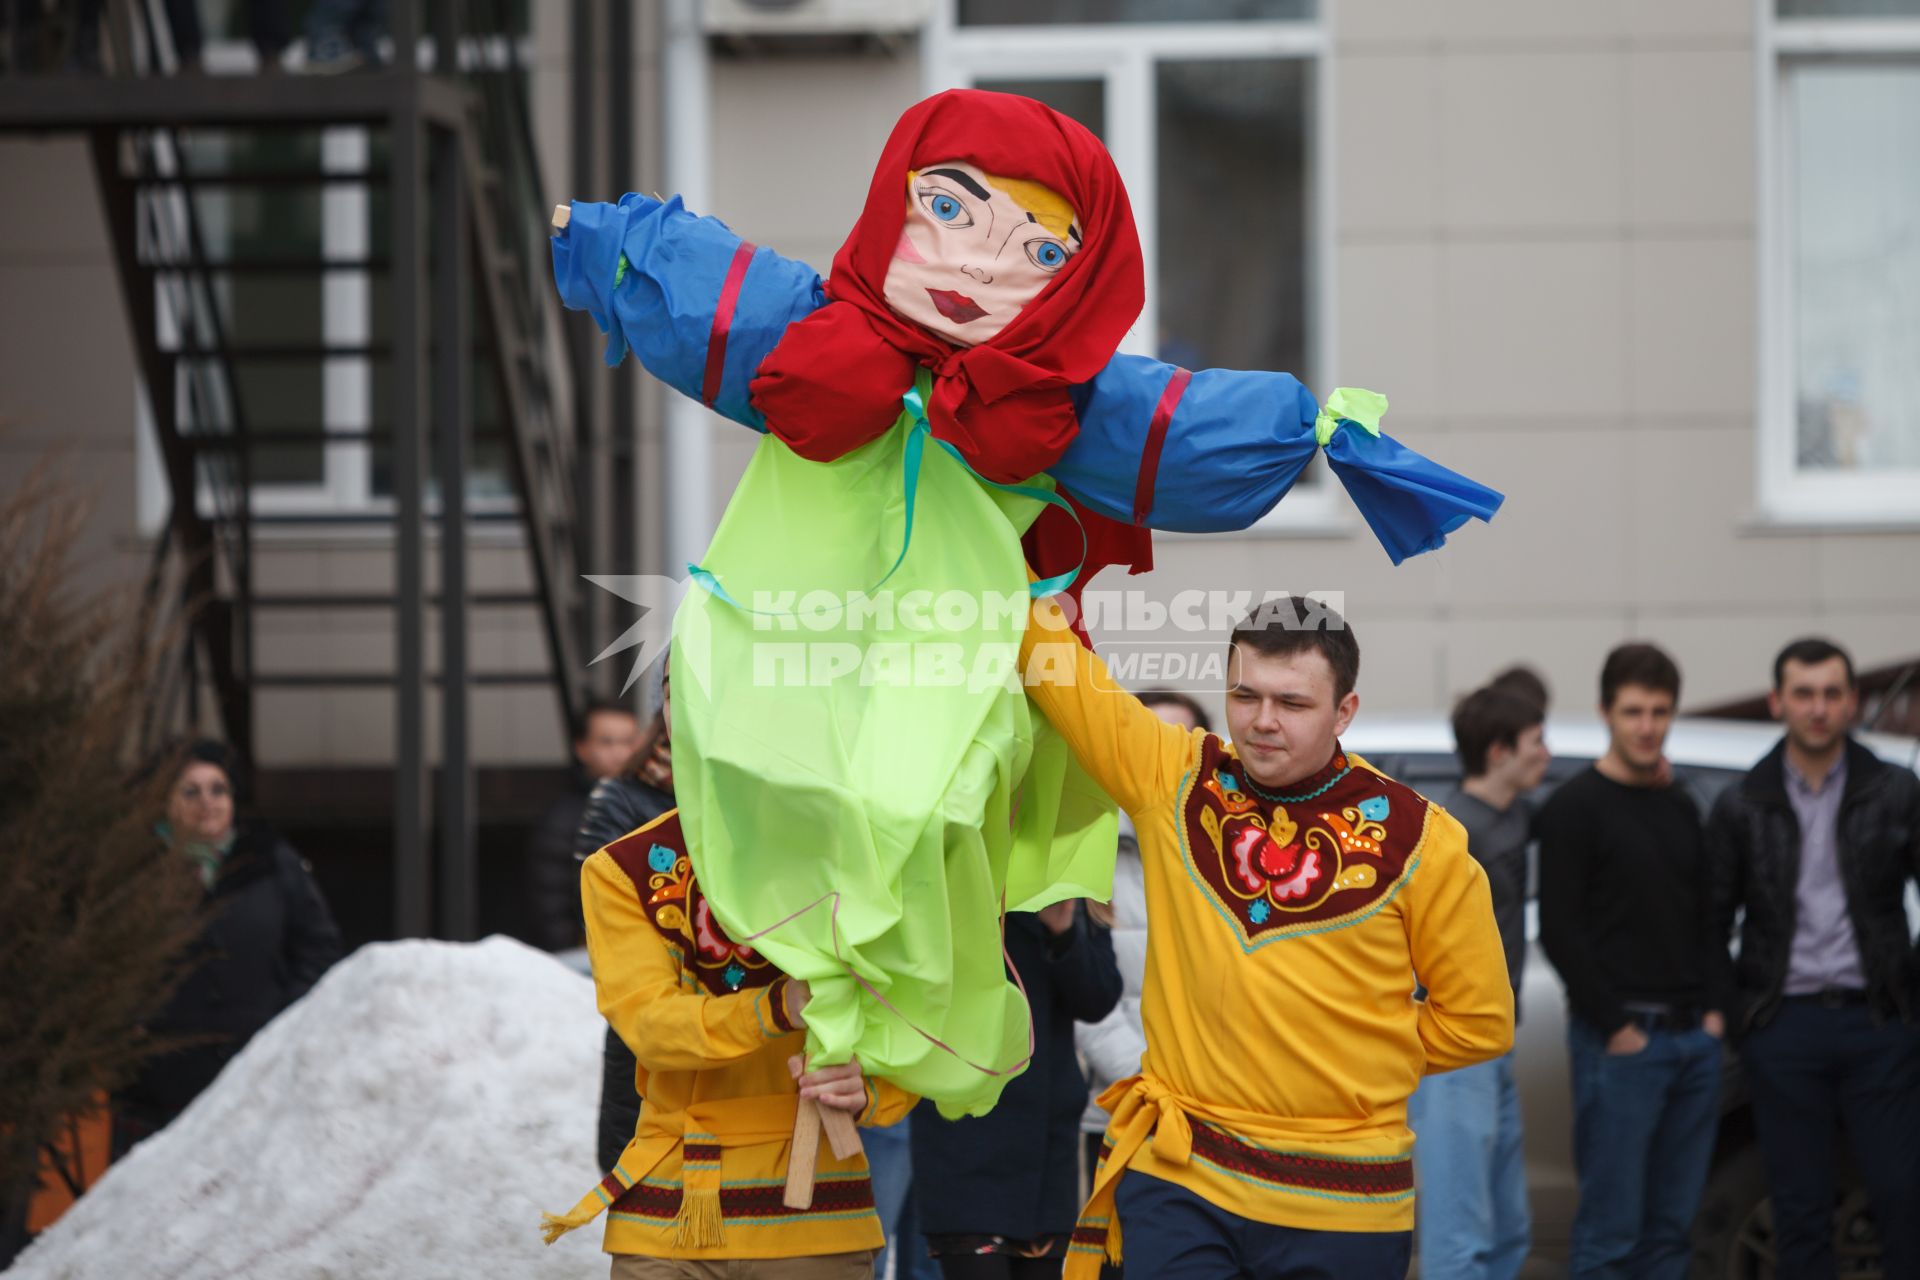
[1016,600,1514,1271]
[548,809,915,1260]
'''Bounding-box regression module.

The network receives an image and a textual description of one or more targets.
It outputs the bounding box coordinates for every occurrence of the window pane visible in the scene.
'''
[1156,58,1312,377]
[961,0,1314,25]
[183,129,328,486]
[1791,64,1920,471]
[972,78,1106,141]
[1777,0,1920,17]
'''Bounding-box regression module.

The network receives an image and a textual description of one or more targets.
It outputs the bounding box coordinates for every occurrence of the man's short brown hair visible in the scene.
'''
[1487,664,1549,715]
[1452,685,1545,778]
[1227,596,1361,702]
[1599,642,1680,710]
[1772,637,1855,690]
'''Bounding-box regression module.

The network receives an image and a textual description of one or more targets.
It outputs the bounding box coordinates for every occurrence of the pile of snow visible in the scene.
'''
[9,937,611,1280]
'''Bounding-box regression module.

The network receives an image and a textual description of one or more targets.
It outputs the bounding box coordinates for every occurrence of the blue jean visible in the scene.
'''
[1408,1053,1531,1280]
[1566,1018,1722,1280]
[1741,998,1920,1280]
[1114,1170,1411,1279]
[866,1117,937,1280]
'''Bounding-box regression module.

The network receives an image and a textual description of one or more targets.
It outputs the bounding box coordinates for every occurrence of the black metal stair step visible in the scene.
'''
[172,343,393,360]
[129,171,391,188]
[149,256,392,273]
[182,428,512,450]
[236,508,524,526]
[252,670,554,688]
[252,591,540,608]
[167,342,520,360]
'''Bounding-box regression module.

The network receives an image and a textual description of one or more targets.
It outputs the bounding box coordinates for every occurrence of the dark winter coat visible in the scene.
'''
[525,766,595,952]
[1705,736,1920,1035]
[119,825,344,1114]
[910,908,1122,1242]
[576,772,676,1170]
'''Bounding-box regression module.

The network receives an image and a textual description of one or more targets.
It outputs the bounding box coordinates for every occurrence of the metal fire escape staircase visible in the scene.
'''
[0,1,594,937]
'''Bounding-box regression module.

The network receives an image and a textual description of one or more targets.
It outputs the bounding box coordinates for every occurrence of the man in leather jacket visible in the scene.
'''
[1704,637,1920,1280]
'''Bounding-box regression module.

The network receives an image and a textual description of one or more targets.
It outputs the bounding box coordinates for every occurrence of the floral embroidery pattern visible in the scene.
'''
[605,814,778,995]
[1181,739,1426,944]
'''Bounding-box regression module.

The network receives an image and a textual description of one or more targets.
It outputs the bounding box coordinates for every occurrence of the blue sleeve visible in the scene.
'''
[550,193,826,431]
[1321,428,1504,565]
[1055,356,1505,560]
[1054,356,1321,533]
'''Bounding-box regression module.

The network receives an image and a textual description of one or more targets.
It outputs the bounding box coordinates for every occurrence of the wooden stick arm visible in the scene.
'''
[551,203,570,231]
[820,1105,864,1162]
[783,1097,824,1210]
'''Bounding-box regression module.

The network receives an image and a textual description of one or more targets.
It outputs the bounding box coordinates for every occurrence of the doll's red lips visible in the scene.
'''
[927,289,987,324]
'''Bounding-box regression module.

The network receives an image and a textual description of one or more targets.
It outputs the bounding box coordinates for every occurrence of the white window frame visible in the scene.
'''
[1757,3,1920,526]
[923,2,1342,532]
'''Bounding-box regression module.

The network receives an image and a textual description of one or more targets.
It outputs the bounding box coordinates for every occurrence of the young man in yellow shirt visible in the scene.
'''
[1023,594,1515,1280]
[544,662,916,1279]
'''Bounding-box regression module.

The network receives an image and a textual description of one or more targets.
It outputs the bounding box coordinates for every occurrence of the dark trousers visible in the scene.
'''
[1743,998,1920,1280]
[1113,1170,1411,1280]
[1565,1018,1722,1280]
[936,1257,1061,1280]
[598,1025,641,1172]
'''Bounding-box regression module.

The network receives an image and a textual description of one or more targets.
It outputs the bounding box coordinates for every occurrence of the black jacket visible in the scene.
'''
[576,773,676,862]
[910,908,1122,1242]
[120,825,344,1114]
[1705,737,1920,1034]
[576,773,677,1170]
[525,767,595,952]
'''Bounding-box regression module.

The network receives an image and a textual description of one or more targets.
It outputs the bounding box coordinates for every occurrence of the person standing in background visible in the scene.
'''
[1537,644,1724,1280]
[1705,638,1920,1280]
[113,739,344,1159]
[1407,684,1549,1279]
[911,898,1122,1279]
[527,698,641,953]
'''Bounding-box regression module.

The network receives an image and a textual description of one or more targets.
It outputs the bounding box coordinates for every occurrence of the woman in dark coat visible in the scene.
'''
[910,900,1122,1279]
[112,740,344,1159]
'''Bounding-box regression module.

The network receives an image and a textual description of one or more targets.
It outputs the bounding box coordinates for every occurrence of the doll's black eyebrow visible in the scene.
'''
[924,168,991,201]
[1027,211,1082,250]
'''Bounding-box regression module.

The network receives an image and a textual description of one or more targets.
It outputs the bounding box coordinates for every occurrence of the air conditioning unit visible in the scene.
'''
[703,0,934,36]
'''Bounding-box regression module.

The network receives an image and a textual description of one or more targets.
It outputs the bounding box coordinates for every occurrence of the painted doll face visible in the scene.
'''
[882,159,1080,347]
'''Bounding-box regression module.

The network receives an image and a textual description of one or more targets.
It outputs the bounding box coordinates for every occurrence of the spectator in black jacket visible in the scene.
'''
[525,697,641,952]
[574,696,676,1172]
[113,740,344,1160]
[1705,638,1920,1280]
[910,900,1122,1280]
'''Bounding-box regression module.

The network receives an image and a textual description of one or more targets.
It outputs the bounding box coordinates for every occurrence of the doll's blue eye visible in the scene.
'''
[932,195,961,221]
[1027,240,1069,271]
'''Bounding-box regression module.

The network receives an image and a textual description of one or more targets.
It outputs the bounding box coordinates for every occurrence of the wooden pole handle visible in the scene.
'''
[783,1097,824,1210]
[550,203,570,231]
[819,1105,864,1162]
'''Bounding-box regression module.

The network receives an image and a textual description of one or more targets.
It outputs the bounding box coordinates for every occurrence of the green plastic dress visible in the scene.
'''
[671,378,1118,1117]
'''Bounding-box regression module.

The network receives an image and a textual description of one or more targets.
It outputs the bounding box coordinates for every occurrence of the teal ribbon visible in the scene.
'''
[901,371,1086,600]
[689,371,1086,617]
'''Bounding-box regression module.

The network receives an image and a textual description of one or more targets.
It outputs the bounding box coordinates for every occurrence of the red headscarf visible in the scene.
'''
[750,89,1145,486]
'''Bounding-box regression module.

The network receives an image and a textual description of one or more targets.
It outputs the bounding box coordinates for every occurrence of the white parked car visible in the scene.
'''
[1341,716,1920,1280]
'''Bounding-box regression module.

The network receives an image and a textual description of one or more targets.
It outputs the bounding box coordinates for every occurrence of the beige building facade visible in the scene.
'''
[3,0,1916,772]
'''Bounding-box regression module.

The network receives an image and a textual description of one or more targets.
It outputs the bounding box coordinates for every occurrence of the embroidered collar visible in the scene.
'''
[1239,744,1350,804]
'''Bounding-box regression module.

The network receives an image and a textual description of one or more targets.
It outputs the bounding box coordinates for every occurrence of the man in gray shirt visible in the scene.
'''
[1705,638,1920,1280]
[1408,683,1550,1280]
